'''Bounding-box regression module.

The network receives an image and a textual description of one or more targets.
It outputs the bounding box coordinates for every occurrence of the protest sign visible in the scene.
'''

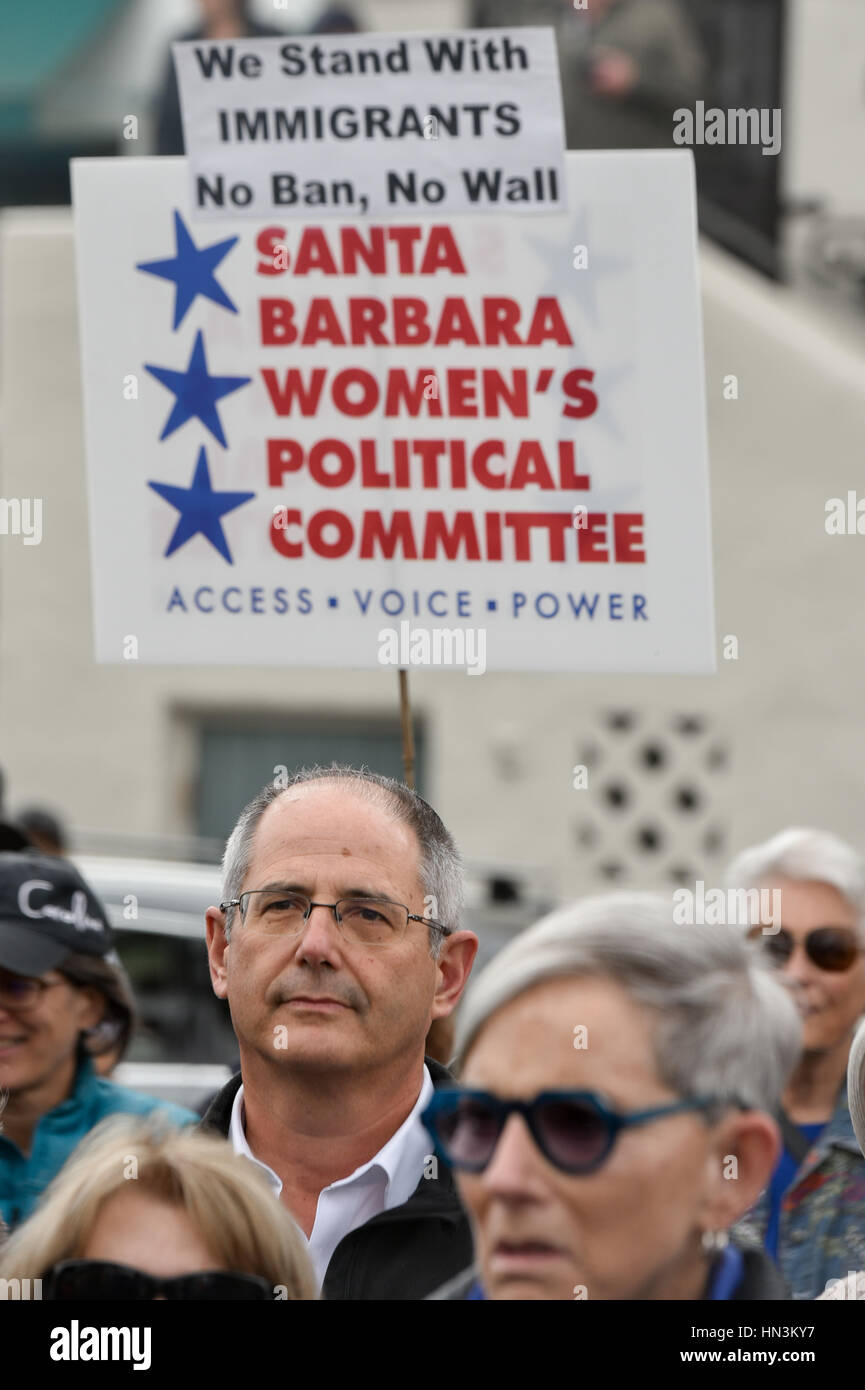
[71,150,714,673]
[171,28,566,220]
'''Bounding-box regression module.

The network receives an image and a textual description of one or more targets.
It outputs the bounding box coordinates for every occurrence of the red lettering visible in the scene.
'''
[267,439,304,486]
[261,367,325,415]
[341,227,386,275]
[509,441,556,490]
[562,368,599,419]
[309,440,355,488]
[388,227,423,273]
[485,511,503,560]
[308,510,354,558]
[270,508,303,556]
[332,368,379,417]
[260,299,296,345]
[577,514,609,562]
[421,512,481,560]
[257,227,286,276]
[558,441,591,490]
[482,369,529,418]
[348,298,387,345]
[526,298,572,347]
[393,299,431,346]
[361,439,391,488]
[483,298,522,346]
[505,512,571,561]
[359,511,418,559]
[414,440,446,488]
[384,369,443,418]
[301,300,345,346]
[293,228,338,276]
[614,514,646,562]
[447,368,478,417]
[472,441,508,489]
[434,298,480,346]
[419,227,467,275]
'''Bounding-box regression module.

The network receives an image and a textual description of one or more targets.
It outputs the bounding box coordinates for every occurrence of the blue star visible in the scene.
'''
[145,331,250,447]
[148,446,255,563]
[136,211,238,330]
[526,208,629,329]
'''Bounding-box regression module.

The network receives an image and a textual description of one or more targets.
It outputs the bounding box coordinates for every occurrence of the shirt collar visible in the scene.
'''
[228,1065,435,1202]
[50,1052,99,1115]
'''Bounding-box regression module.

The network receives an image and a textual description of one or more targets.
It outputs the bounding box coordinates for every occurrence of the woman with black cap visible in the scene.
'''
[0,852,195,1232]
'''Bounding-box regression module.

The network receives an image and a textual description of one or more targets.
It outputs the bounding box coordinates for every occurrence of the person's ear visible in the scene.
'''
[71,984,105,1034]
[206,906,230,999]
[430,931,478,1021]
[700,1110,780,1234]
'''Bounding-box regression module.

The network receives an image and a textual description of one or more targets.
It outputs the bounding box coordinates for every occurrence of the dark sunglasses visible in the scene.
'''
[422,1087,723,1176]
[44,1259,274,1301]
[748,925,860,973]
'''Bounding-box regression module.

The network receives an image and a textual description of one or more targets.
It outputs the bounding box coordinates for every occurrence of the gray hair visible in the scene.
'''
[848,1017,865,1157]
[220,764,464,958]
[454,892,802,1115]
[725,827,865,942]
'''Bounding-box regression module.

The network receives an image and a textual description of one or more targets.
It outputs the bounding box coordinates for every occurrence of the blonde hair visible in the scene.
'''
[0,1114,317,1299]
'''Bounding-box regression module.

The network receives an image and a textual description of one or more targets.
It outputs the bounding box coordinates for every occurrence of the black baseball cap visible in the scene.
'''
[0,852,114,976]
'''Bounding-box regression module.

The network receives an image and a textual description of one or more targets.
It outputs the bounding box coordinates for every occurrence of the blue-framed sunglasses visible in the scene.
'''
[422,1087,726,1176]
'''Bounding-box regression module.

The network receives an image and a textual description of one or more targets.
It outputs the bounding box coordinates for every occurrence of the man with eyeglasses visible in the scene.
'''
[201,765,478,1300]
[0,853,195,1230]
[727,827,865,1300]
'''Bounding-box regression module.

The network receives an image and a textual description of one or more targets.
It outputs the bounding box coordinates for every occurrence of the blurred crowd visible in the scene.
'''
[155,0,705,157]
[3,763,865,1301]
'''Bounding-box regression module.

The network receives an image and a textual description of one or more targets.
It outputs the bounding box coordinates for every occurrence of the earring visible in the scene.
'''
[701,1229,730,1253]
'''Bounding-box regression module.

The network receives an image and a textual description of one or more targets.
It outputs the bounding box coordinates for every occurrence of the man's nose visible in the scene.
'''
[295,902,344,959]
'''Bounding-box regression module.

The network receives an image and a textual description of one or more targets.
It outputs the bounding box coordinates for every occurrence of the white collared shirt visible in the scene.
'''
[228,1066,435,1288]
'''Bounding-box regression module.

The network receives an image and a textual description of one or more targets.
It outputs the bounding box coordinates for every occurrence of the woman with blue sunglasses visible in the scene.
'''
[425,892,802,1301]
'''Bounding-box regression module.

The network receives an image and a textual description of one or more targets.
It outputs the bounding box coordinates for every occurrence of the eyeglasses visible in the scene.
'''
[44,1259,275,1301]
[0,969,65,1013]
[748,925,860,973]
[219,888,448,947]
[422,1088,726,1176]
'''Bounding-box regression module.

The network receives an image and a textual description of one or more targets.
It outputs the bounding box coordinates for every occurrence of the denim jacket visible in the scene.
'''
[0,1055,196,1231]
[733,1088,865,1301]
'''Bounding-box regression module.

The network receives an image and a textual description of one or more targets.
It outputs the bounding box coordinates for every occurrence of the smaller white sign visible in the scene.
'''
[173,28,566,221]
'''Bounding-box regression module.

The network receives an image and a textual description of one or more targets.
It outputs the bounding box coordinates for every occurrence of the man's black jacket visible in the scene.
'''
[199,1057,473,1300]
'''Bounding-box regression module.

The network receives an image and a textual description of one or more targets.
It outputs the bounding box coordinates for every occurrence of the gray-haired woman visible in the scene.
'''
[726,828,865,1299]
[424,892,802,1300]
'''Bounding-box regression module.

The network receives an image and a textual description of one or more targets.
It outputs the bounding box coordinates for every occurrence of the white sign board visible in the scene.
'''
[171,29,567,219]
[71,151,715,673]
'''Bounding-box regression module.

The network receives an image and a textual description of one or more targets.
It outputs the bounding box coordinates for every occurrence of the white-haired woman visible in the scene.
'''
[0,1113,318,1299]
[726,828,865,1300]
[423,892,801,1300]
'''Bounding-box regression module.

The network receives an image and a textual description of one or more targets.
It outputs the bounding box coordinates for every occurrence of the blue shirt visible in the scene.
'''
[0,1055,196,1229]
[705,1244,745,1300]
[764,1122,826,1260]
